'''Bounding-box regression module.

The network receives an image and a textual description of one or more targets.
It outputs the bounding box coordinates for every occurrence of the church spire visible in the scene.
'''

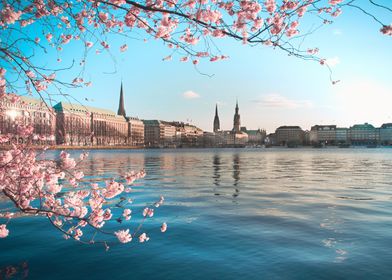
[117,82,126,117]
[233,100,241,133]
[213,103,220,133]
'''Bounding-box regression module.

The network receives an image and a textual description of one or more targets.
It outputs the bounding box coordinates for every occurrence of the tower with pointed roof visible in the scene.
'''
[233,100,241,133]
[117,82,126,117]
[213,104,220,133]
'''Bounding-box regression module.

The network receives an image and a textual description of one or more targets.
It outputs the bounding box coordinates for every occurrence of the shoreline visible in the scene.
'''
[1,145,391,151]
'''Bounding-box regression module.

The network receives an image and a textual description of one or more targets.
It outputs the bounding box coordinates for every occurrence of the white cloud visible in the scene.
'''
[253,94,313,109]
[325,56,340,67]
[182,90,200,99]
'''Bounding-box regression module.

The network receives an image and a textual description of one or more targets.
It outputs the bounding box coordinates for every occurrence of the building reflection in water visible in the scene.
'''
[83,152,145,180]
[212,153,241,198]
[233,153,240,198]
[213,154,221,195]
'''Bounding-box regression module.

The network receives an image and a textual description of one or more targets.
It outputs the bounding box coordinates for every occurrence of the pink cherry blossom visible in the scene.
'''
[26,70,36,79]
[1,6,22,25]
[142,208,154,217]
[161,222,167,233]
[139,232,149,242]
[0,224,9,238]
[380,25,392,36]
[329,0,343,5]
[73,171,84,180]
[103,181,124,199]
[331,8,342,17]
[101,41,110,49]
[162,55,172,61]
[115,229,132,243]
[123,209,132,220]
[265,0,276,14]
[307,48,319,55]
[99,12,109,22]
[120,44,128,52]
[79,152,89,160]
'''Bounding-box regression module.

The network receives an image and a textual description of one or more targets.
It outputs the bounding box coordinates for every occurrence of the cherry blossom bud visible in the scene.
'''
[161,222,167,233]
[0,224,9,238]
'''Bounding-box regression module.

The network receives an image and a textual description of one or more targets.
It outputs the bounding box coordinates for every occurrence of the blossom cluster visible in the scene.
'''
[1,0,375,99]
[0,122,168,248]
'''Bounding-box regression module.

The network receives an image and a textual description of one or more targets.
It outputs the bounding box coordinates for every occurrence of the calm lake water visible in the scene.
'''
[2,148,392,279]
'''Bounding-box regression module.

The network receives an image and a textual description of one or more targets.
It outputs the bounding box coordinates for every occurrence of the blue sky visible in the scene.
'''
[21,1,392,133]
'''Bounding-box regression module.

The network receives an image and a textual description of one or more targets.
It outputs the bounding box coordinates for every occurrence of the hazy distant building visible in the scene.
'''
[303,130,310,146]
[0,96,56,145]
[127,117,144,146]
[213,104,220,133]
[229,101,248,146]
[170,121,203,147]
[143,120,176,147]
[265,133,276,146]
[310,125,336,145]
[379,123,392,145]
[241,127,266,145]
[336,128,348,144]
[349,123,379,145]
[275,126,304,146]
[202,131,216,147]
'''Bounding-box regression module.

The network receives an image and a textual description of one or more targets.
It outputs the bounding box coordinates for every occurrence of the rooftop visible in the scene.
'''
[53,102,117,117]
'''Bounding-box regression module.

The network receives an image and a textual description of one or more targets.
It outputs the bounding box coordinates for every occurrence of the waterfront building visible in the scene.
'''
[54,102,128,146]
[232,100,241,133]
[202,131,216,147]
[127,117,144,147]
[170,121,203,147]
[0,96,56,145]
[379,123,392,145]
[309,125,337,145]
[143,120,176,147]
[230,101,248,146]
[336,127,348,144]
[349,123,379,145]
[213,104,220,133]
[91,108,128,146]
[303,130,310,146]
[119,83,145,147]
[275,126,304,146]
[54,83,143,146]
[53,102,92,146]
[241,127,266,145]
[264,133,276,146]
